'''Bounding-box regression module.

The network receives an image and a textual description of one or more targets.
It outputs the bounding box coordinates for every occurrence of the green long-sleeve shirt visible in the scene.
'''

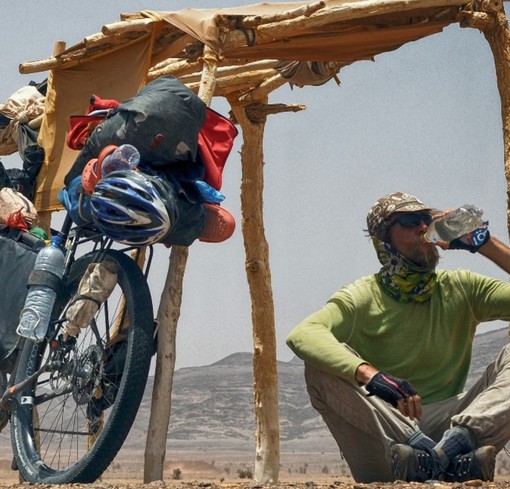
[286,269,510,404]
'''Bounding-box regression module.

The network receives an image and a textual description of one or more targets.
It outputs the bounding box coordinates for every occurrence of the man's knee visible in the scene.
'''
[500,343,510,362]
[305,363,354,396]
[489,342,510,375]
[304,363,333,411]
[304,363,368,416]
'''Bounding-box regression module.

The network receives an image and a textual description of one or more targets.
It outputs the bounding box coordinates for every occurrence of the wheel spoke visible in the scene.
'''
[11,250,154,483]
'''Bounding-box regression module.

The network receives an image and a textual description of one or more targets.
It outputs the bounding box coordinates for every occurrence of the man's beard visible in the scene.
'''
[406,242,440,270]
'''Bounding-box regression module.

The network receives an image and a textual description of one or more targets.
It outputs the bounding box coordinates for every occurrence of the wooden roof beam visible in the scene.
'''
[239,74,289,102]
[223,0,467,49]
[185,68,277,91]
[82,30,148,50]
[20,48,85,74]
[216,1,326,30]
[243,102,306,122]
[148,59,202,80]
[19,28,149,74]
[102,17,154,35]
[150,33,198,65]
[178,59,279,84]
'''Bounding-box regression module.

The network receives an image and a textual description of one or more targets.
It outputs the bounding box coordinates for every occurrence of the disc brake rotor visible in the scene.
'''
[72,345,105,405]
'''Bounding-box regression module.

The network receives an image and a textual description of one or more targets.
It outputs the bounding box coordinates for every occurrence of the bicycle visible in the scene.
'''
[2,212,156,483]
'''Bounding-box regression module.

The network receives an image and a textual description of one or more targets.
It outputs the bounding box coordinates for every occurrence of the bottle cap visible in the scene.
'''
[101,144,140,177]
[50,235,64,247]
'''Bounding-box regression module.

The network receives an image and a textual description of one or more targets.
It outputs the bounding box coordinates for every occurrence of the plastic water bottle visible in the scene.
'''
[101,144,140,176]
[17,235,65,342]
[425,204,485,243]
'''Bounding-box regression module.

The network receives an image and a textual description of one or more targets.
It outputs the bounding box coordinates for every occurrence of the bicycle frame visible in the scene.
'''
[0,212,155,410]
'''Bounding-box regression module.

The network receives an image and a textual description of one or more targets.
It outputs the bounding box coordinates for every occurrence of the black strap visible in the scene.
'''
[70,294,102,308]
[27,269,63,296]
[4,227,44,252]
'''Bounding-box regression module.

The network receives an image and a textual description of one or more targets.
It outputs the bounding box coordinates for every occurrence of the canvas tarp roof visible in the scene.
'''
[27,0,466,211]
[154,1,456,61]
[35,39,152,211]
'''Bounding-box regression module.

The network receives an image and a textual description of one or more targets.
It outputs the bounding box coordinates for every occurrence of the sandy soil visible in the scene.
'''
[0,447,508,488]
[0,461,508,489]
[0,477,507,489]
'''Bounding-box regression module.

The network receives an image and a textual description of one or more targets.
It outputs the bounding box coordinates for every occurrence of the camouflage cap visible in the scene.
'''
[366,192,432,240]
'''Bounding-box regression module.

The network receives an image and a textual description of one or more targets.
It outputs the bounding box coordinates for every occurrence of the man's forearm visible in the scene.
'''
[478,235,510,274]
[355,362,378,384]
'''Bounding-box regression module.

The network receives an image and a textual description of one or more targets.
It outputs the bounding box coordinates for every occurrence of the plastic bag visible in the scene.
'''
[64,258,118,337]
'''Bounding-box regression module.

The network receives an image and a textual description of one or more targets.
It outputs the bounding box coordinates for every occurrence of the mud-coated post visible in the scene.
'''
[143,45,220,483]
[230,99,280,484]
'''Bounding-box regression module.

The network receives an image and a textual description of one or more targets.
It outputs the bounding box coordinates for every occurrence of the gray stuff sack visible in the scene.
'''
[64,75,207,185]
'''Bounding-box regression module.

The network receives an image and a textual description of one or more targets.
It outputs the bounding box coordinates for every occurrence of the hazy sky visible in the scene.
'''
[2,2,509,369]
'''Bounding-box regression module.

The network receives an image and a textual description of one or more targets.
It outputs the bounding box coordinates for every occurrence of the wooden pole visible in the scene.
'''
[37,41,66,235]
[143,45,219,483]
[484,12,510,237]
[143,244,188,483]
[223,0,466,50]
[459,2,510,235]
[229,99,280,484]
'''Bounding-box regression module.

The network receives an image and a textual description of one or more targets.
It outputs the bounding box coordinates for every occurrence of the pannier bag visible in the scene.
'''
[0,233,41,370]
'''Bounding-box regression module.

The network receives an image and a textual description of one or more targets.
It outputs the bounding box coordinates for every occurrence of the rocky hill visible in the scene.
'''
[0,327,505,460]
[0,327,506,482]
[122,327,509,453]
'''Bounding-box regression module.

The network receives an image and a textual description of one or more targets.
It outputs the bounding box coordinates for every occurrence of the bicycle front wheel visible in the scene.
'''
[10,249,155,483]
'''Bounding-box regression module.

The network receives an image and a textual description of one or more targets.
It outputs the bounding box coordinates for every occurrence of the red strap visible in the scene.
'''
[66,115,106,150]
[88,94,120,112]
[66,95,120,151]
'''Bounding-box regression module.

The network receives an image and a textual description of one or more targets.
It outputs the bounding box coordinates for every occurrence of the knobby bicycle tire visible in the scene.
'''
[10,249,155,483]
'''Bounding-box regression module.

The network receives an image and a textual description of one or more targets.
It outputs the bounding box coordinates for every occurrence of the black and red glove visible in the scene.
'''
[449,224,490,253]
[365,371,417,408]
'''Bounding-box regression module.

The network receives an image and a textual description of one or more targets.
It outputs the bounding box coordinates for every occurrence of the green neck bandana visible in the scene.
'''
[373,238,437,303]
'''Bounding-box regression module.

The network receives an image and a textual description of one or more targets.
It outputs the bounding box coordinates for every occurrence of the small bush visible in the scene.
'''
[237,468,253,479]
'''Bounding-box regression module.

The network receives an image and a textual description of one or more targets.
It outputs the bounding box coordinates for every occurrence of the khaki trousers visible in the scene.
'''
[304,343,510,483]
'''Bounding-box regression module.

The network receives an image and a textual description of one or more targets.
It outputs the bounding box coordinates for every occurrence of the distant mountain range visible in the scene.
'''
[122,327,509,453]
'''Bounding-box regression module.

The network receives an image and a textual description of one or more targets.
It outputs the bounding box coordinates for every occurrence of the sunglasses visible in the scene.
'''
[390,213,433,228]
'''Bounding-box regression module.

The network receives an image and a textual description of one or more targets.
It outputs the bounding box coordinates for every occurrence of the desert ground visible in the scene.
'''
[0,449,509,489]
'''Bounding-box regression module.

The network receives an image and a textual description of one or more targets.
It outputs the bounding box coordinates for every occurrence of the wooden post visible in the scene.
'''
[459,3,510,235]
[230,99,280,484]
[143,45,219,483]
[37,41,66,235]
[143,244,188,483]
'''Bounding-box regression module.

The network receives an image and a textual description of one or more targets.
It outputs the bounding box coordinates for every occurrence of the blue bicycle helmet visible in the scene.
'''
[90,170,172,246]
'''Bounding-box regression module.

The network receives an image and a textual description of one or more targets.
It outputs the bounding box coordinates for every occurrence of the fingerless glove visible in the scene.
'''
[449,226,490,253]
[365,371,417,407]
